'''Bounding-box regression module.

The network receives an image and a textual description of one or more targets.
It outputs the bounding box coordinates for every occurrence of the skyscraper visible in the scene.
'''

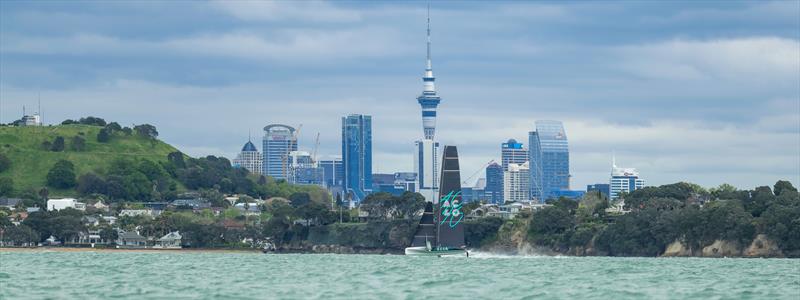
[414,8,442,202]
[610,157,645,199]
[529,120,570,202]
[262,124,297,180]
[501,139,528,171]
[342,114,372,203]
[288,151,322,185]
[232,139,262,175]
[504,161,531,203]
[319,158,344,188]
[485,162,503,204]
[414,139,439,202]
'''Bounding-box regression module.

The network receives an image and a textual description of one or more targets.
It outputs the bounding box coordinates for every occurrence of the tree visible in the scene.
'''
[78,116,107,126]
[528,206,575,248]
[41,140,52,150]
[105,122,122,133]
[0,153,11,172]
[50,136,65,152]
[0,177,13,196]
[77,173,107,195]
[46,160,77,189]
[289,192,311,208]
[1,225,39,246]
[134,124,158,139]
[70,136,86,151]
[96,128,111,143]
[774,180,797,196]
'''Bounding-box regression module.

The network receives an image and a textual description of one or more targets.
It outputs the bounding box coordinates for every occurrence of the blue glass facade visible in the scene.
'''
[319,159,344,188]
[485,162,503,204]
[529,120,570,202]
[342,114,372,203]
[587,184,610,198]
[501,139,528,171]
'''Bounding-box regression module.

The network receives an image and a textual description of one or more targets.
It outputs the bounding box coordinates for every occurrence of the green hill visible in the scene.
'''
[0,124,178,196]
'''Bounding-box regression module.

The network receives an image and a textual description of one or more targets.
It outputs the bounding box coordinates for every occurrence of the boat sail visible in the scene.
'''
[405,145,467,256]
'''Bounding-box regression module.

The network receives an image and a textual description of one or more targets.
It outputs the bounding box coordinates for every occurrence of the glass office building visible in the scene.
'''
[262,124,297,180]
[485,162,504,204]
[501,139,528,171]
[342,114,372,203]
[529,120,570,202]
[319,158,344,188]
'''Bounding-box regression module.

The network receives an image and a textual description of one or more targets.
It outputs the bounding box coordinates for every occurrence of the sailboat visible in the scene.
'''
[405,145,468,257]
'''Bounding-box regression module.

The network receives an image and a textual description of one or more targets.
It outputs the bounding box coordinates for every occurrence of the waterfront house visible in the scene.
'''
[154,231,182,249]
[117,231,147,248]
[8,211,28,225]
[26,207,40,213]
[83,216,101,227]
[102,216,117,225]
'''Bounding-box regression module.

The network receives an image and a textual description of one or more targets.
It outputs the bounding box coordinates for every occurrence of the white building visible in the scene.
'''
[504,162,530,203]
[414,139,440,202]
[232,140,262,175]
[47,198,85,211]
[610,158,645,199]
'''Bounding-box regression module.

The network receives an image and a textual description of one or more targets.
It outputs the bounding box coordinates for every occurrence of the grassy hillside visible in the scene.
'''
[0,124,178,196]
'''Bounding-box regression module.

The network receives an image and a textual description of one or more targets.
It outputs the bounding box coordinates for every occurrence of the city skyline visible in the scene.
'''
[1,1,798,189]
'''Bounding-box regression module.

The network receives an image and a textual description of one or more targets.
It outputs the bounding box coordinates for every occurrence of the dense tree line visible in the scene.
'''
[525,180,800,256]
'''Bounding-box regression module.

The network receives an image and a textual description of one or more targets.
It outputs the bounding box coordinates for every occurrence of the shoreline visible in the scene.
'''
[0,246,262,254]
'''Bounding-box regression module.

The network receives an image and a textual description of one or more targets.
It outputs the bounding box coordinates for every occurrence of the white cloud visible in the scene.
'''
[615,37,800,83]
[210,1,361,22]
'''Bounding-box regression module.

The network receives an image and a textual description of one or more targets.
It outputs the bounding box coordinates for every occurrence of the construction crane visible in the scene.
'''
[462,159,496,186]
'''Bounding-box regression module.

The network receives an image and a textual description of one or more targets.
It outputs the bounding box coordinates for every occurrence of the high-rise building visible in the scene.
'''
[414,139,440,202]
[262,124,297,180]
[342,114,372,203]
[288,151,322,185]
[461,178,486,203]
[232,139,262,175]
[413,10,443,203]
[587,184,610,198]
[501,139,528,171]
[504,161,531,203]
[610,157,645,199]
[529,120,570,202]
[319,158,344,188]
[485,162,503,204]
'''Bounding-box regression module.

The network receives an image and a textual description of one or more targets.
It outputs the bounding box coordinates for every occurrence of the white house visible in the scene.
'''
[154,231,182,249]
[47,198,85,211]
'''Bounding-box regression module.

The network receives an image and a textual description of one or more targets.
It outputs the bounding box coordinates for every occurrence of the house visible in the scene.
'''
[154,231,182,249]
[83,216,101,227]
[47,198,86,211]
[116,231,147,248]
[0,197,22,209]
[90,200,109,211]
[26,207,40,213]
[8,211,28,225]
[119,209,153,218]
[234,203,261,216]
[102,216,117,225]
[171,199,211,210]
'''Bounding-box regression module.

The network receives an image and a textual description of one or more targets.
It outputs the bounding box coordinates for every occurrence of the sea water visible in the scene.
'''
[1,250,798,299]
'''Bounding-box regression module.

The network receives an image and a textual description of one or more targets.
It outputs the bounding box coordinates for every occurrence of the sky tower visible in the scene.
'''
[417,6,441,140]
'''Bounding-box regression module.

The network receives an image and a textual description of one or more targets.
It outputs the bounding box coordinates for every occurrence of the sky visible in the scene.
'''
[1,1,798,190]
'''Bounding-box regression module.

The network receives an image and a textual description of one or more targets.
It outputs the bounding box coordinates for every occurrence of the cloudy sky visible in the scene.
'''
[1,1,798,190]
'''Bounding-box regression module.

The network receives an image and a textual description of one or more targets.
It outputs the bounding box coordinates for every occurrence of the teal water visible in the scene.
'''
[1,251,798,299]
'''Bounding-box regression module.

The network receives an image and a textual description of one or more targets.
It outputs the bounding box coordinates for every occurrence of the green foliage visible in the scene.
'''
[360,192,426,221]
[0,153,10,172]
[70,136,86,151]
[23,208,85,242]
[528,206,575,248]
[0,224,39,246]
[96,128,111,143]
[0,124,178,194]
[464,217,504,247]
[773,180,797,196]
[134,124,158,139]
[0,177,13,196]
[50,136,65,152]
[46,159,77,189]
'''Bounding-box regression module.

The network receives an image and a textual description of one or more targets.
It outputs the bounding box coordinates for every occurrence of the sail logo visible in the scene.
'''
[439,190,464,228]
